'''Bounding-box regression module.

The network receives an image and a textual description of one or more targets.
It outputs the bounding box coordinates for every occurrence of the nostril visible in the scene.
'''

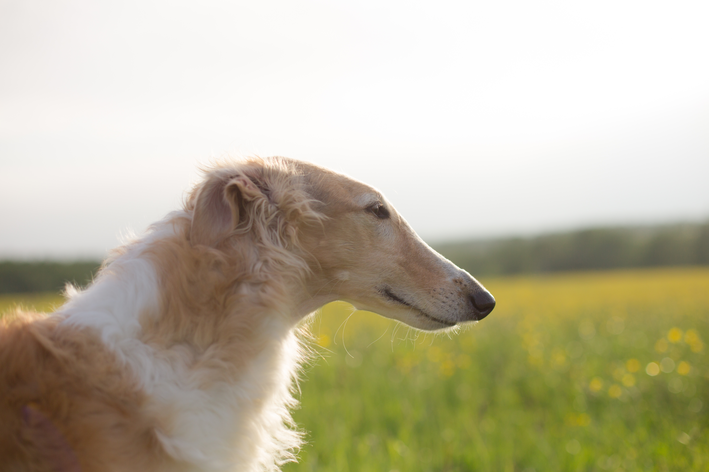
[471,290,496,319]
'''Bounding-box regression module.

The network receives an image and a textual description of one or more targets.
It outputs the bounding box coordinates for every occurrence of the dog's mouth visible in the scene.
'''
[380,287,456,327]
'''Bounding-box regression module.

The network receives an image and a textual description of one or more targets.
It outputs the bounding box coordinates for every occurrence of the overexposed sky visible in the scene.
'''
[1,0,708,258]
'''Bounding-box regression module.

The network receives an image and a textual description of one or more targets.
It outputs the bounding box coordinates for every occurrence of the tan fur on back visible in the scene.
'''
[0,311,167,472]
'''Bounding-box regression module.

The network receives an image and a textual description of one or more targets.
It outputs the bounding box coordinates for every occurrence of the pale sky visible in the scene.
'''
[1,0,708,259]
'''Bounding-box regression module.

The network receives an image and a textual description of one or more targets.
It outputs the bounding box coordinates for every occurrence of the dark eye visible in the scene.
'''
[367,202,390,220]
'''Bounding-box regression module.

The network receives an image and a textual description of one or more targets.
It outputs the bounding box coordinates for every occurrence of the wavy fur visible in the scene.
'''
[0,156,494,471]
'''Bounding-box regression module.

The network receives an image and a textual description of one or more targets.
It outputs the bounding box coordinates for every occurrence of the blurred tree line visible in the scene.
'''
[0,261,100,294]
[1,222,708,293]
[435,221,709,277]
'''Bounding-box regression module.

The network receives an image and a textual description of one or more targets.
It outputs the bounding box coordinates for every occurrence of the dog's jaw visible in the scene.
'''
[379,287,458,328]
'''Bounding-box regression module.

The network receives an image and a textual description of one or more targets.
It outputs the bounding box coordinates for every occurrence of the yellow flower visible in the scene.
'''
[577,413,591,427]
[317,334,331,348]
[439,359,456,377]
[589,377,604,392]
[551,348,567,367]
[646,362,660,376]
[684,329,704,353]
[565,413,592,427]
[677,361,691,376]
[608,384,623,398]
[622,373,636,387]
[528,354,543,367]
[684,329,701,344]
[427,346,442,363]
[626,359,640,373]
[667,327,683,343]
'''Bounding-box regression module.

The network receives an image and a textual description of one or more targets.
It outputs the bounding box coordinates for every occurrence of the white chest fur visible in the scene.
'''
[60,225,305,472]
[143,325,303,472]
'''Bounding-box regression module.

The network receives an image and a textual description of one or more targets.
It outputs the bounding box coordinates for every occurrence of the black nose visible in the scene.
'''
[471,290,496,319]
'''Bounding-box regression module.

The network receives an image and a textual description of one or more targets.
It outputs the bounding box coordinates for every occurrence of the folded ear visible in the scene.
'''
[190,171,265,247]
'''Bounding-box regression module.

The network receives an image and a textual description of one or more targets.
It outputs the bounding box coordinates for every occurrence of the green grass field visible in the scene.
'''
[2,268,707,471]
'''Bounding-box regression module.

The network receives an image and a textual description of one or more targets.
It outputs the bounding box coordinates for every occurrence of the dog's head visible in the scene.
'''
[188,157,494,331]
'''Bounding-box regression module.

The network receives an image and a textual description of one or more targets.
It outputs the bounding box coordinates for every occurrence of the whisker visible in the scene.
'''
[367,325,389,348]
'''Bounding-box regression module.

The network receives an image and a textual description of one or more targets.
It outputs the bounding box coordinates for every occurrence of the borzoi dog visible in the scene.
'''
[0,157,495,472]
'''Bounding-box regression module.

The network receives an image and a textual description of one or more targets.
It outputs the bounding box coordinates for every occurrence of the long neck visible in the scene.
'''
[59,212,322,357]
[58,213,312,469]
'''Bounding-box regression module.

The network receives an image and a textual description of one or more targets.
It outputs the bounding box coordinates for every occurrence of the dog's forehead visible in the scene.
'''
[332,174,381,202]
[353,192,382,207]
[299,163,383,209]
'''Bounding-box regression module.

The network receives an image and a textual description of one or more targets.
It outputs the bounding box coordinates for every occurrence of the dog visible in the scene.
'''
[0,157,495,472]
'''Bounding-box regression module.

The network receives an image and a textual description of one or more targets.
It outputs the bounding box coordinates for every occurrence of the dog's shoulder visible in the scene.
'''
[0,310,164,471]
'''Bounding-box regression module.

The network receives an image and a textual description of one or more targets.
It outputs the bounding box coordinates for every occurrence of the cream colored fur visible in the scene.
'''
[0,156,494,471]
